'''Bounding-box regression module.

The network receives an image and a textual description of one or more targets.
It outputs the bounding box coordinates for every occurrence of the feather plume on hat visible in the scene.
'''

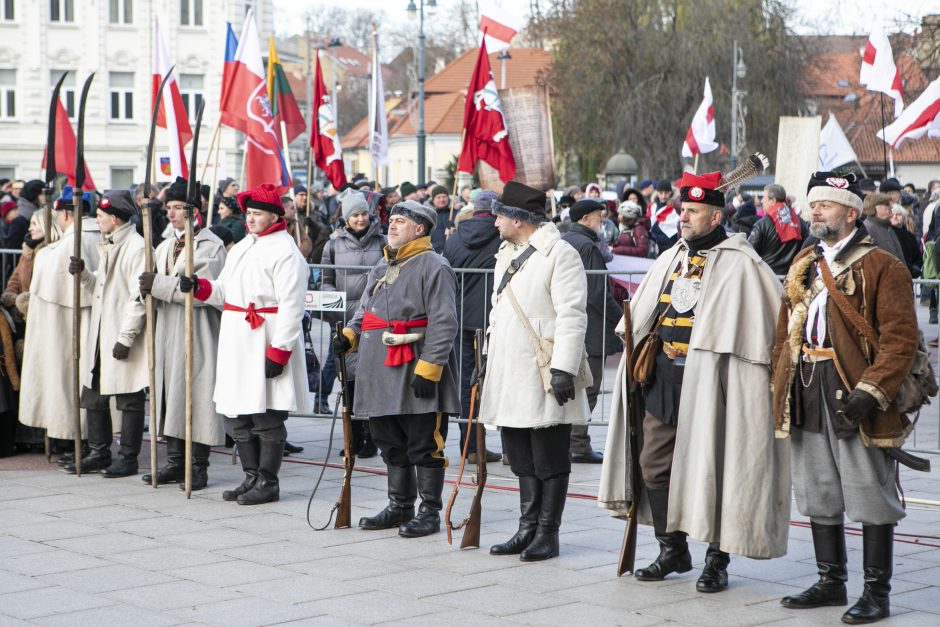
[717,153,770,192]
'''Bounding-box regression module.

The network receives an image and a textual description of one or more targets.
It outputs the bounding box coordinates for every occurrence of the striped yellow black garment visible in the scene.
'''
[656,254,707,352]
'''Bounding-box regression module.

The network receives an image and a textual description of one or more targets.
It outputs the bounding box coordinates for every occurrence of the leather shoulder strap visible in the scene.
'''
[496,244,537,296]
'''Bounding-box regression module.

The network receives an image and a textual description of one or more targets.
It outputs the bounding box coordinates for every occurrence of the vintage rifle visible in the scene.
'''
[334,322,355,528]
[616,298,643,576]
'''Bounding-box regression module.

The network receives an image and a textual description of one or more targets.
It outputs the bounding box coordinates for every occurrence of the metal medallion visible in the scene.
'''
[384,264,400,285]
[670,277,701,314]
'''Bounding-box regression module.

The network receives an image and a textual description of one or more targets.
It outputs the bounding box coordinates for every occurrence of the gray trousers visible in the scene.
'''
[570,355,603,454]
[792,380,905,526]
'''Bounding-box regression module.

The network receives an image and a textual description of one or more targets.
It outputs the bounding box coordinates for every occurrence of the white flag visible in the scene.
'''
[369,29,388,168]
[860,26,904,118]
[818,114,857,170]
[681,77,718,158]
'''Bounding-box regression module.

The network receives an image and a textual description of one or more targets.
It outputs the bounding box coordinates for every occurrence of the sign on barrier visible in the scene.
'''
[305,291,346,312]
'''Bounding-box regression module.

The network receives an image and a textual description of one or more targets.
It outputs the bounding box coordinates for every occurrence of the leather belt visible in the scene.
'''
[802,344,835,362]
[662,343,687,360]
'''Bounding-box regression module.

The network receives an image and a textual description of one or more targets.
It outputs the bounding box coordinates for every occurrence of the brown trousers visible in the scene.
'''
[639,411,677,490]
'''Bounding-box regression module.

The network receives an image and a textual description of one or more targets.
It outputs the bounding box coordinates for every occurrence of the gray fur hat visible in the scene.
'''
[389,199,436,232]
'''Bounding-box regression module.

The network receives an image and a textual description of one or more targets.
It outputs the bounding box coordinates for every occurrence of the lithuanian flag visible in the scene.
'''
[267,37,306,145]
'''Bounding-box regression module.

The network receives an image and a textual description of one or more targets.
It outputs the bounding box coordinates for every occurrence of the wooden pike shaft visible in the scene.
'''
[142,202,158,488]
[72,200,82,476]
[44,192,53,462]
[183,214,194,498]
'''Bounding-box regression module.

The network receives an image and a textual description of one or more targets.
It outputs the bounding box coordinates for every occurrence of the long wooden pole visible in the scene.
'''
[142,202,158,488]
[206,135,223,227]
[71,198,83,476]
[43,191,53,462]
[305,146,314,222]
[183,211,194,498]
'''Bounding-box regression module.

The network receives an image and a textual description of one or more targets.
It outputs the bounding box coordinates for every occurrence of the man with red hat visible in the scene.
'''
[599,166,790,592]
[180,183,309,506]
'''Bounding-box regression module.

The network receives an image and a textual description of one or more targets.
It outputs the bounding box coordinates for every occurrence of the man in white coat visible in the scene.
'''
[19,188,99,461]
[181,183,309,506]
[480,182,591,562]
[139,177,227,490]
[65,190,148,477]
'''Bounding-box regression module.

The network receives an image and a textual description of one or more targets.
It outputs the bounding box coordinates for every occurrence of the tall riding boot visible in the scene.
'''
[491,475,542,555]
[102,410,144,477]
[184,442,211,491]
[359,465,416,529]
[520,475,568,561]
[142,436,185,484]
[696,542,731,593]
[635,488,693,581]
[65,409,112,473]
[223,439,260,501]
[359,423,377,459]
[399,466,445,537]
[842,525,893,624]
[238,438,283,505]
[781,522,848,608]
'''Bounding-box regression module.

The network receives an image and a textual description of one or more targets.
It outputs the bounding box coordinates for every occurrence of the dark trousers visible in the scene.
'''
[502,424,572,480]
[319,340,337,399]
[458,330,480,453]
[370,412,448,469]
[80,361,146,460]
[639,411,677,490]
[225,410,288,445]
[570,355,604,454]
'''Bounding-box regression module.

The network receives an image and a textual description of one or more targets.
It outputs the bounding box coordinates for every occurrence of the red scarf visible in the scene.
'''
[768,202,801,243]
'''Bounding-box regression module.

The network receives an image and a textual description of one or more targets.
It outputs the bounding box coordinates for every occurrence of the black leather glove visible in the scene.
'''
[412,374,436,399]
[550,368,576,407]
[837,388,878,428]
[139,272,156,296]
[265,358,285,379]
[112,342,130,360]
[470,354,487,388]
[332,330,352,355]
[178,274,199,293]
[68,256,85,276]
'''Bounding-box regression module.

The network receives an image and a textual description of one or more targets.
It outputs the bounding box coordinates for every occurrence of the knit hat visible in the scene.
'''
[430,185,449,200]
[390,199,436,233]
[655,179,673,193]
[639,179,654,190]
[806,171,863,212]
[569,199,604,222]
[98,190,137,220]
[21,180,45,204]
[236,183,284,215]
[618,200,643,220]
[0,201,15,218]
[338,187,370,221]
[217,177,235,196]
[165,177,190,204]
[293,184,307,195]
[471,189,499,214]
[495,182,548,223]
[862,192,892,217]
[879,177,902,193]
[399,181,418,198]
[678,171,724,208]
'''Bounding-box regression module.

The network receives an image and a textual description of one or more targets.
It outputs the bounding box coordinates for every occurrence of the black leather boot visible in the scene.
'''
[359,465,416,529]
[782,522,848,608]
[359,423,377,459]
[102,410,144,478]
[64,410,112,474]
[57,441,90,466]
[842,525,893,624]
[635,488,693,581]
[491,475,542,555]
[696,542,730,593]
[143,436,184,484]
[182,442,211,491]
[223,439,259,501]
[520,475,568,561]
[399,466,445,537]
[238,438,283,505]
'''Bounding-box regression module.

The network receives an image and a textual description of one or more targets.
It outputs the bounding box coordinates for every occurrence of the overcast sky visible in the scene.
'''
[273,0,937,38]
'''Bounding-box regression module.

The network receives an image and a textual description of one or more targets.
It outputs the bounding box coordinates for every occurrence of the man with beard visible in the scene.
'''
[773,172,916,624]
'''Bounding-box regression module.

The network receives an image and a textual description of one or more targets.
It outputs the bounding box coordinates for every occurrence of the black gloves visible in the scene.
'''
[265,358,285,379]
[68,256,85,275]
[550,368,576,407]
[470,354,487,388]
[412,374,436,399]
[112,342,130,360]
[837,388,878,428]
[332,330,352,355]
[139,272,156,296]
[178,274,199,293]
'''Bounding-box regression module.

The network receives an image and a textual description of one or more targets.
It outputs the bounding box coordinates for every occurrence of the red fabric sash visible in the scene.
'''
[223,302,279,330]
[768,202,802,243]
[361,310,429,367]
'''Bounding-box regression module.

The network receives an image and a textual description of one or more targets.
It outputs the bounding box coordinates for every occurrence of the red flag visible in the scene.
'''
[457,40,516,182]
[42,99,96,189]
[219,22,244,133]
[153,18,193,179]
[310,52,347,190]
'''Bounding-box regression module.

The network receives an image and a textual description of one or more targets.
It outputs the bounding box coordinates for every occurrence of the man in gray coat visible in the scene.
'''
[334,200,459,538]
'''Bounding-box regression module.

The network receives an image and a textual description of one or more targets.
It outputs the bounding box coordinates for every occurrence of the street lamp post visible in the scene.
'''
[407,0,436,185]
[730,40,747,170]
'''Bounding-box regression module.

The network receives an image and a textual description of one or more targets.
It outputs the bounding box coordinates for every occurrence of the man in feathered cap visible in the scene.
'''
[180,183,310,505]
[773,171,917,624]
[599,159,790,592]
[65,190,148,477]
[333,199,460,538]
[138,176,227,490]
[480,182,590,562]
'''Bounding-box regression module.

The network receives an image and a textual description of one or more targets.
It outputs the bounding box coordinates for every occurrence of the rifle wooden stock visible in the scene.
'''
[335,322,354,528]
[616,299,642,577]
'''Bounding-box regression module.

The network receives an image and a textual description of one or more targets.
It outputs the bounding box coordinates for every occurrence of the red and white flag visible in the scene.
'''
[479,14,522,52]
[457,39,516,182]
[877,76,940,148]
[681,77,717,158]
[860,26,904,118]
[310,51,347,190]
[223,9,290,191]
[153,17,193,179]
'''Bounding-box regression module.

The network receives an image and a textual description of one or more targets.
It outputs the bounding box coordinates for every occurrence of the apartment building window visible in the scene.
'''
[180,0,202,26]
[0,167,14,181]
[50,70,75,118]
[111,167,134,189]
[0,70,15,119]
[109,72,134,121]
[1,0,14,21]
[179,74,204,122]
[109,0,132,24]
[50,0,74,22]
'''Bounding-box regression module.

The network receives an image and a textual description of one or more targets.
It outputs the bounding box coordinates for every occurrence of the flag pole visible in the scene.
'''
[305,146,314,221]
[238,140,247,188]
[693,154,699,175]
[448,128,467,226]
[878,93,888,176]
[202,122,223,227]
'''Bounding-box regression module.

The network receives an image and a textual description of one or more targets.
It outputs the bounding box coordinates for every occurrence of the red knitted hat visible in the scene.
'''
[236,183,284,215]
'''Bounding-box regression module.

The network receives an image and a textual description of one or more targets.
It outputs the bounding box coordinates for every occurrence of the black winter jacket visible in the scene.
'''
[443,214,501,332]
[747,214,808,276]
